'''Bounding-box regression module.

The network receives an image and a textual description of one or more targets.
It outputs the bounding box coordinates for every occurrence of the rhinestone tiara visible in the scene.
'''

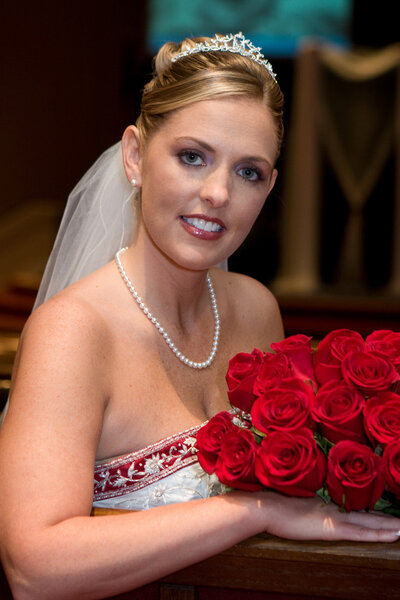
[171,32,277,83]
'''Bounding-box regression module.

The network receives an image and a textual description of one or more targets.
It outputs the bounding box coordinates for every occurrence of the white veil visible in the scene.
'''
[34,139,226,309]
[34,141,136,308]
[0,138,227,424]
[0,142,136,426]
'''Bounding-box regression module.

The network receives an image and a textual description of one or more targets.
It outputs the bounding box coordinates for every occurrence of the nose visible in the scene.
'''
[199,166,230,208]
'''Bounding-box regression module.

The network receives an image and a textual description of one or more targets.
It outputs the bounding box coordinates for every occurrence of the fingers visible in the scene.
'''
[339,508,400,531]
[334,522,400,543]
[323,505,400,541]
[263,494,400,543]
[312,502,400,542]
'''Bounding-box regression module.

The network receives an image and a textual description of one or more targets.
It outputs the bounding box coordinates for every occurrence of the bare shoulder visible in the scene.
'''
[20,283,110,366]
[211,268,284,349]
[11,272,114,413]
[21,260,118,348]
[0,275,117,528]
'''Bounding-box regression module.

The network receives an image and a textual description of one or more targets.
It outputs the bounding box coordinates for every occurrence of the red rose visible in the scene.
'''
[342,350,399,394]
[271,334,315,383]
[311,380,366,444]
[363,392,400,448]
[255,428,327,497]
[253,352,292,396]
[326,441,385,512]
[215,428,261,491]
[314,329,365,386]
[367,329,395,342]
[251,377,315,435]
[196,411,236,473]
[226,349,265,412]
[383,440,400,499]
[366,330,400,370]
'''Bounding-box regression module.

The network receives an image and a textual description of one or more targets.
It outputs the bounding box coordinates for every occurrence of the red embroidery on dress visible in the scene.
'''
[93,424,202,501]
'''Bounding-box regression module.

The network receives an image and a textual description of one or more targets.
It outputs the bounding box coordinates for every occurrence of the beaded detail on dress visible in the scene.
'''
[93,423,227,511]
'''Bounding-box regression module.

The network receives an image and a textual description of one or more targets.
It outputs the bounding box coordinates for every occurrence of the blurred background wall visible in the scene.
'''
[0,1,147,294]
[0,0,399,378]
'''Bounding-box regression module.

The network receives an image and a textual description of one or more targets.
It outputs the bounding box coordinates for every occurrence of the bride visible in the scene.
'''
[1,33,399,600]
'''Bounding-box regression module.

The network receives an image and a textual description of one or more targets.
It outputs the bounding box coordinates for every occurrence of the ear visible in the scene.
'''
[121,125,142,186]
[266,168,278,197]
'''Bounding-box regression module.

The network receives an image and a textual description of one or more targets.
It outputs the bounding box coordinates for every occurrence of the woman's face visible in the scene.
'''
[135,96,278,270]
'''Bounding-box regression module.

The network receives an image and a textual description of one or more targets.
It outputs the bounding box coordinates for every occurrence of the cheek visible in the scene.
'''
[236,196,266,230]
[141,160,195,214]
[225,200,265,256]
[141,177,175,216]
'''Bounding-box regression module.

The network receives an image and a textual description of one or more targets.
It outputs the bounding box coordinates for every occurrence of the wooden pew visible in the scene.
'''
[159,533,400,600]
[2,527,399,599]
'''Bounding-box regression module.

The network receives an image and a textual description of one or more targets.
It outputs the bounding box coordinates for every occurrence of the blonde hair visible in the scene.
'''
[136,35,284,159]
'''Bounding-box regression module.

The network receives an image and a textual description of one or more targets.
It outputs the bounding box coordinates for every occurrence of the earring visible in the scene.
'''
[131,178,137,187]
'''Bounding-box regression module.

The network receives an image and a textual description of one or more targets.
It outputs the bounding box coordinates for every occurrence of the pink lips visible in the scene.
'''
[180,214,226,240]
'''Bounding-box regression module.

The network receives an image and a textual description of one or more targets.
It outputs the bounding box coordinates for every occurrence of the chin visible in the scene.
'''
[170,251,226,273]
[152,233,231,272]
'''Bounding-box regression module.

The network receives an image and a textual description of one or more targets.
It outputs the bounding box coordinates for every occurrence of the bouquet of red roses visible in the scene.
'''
[196,329,400,514]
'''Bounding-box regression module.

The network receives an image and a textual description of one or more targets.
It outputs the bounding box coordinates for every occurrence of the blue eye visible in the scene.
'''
[179,150,204,166]
[237,167,262,182]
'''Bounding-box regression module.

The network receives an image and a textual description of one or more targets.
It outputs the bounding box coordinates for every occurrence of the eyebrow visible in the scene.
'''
[175,136,273,168]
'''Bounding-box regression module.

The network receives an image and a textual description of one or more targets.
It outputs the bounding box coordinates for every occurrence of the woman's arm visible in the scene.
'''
[2,478,399,600]
[0,296,270,599]
[1,296,399,600]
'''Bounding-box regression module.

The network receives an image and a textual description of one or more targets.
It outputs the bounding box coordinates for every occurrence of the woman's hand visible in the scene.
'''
[260,491,400,543]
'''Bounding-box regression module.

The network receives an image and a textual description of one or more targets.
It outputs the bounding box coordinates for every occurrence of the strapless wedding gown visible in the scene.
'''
[93,422,227,511]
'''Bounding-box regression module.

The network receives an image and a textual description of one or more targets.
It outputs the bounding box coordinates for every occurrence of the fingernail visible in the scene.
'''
[396,531,400,537]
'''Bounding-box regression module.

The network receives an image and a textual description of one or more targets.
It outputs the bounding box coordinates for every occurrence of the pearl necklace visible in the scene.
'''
[115,248,220,369]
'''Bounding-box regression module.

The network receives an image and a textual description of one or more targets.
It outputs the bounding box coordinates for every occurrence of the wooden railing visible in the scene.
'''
[2,529,399,600]
[158,533,400,600]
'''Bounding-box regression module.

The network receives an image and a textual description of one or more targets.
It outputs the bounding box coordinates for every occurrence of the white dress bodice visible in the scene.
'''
[92,423,227,511]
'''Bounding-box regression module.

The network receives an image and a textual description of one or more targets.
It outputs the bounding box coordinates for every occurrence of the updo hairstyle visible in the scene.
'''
[136,35,284,160]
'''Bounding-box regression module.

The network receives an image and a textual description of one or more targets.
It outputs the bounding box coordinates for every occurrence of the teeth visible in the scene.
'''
[183,217,222,232]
